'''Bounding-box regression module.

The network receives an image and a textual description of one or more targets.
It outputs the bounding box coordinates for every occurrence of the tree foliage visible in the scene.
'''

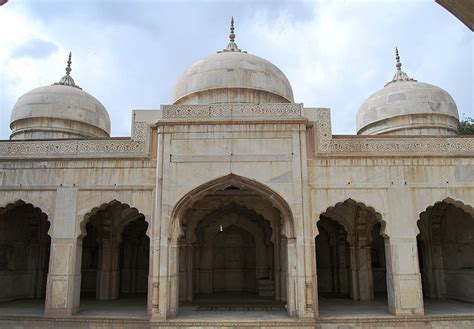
[458,116,474,135]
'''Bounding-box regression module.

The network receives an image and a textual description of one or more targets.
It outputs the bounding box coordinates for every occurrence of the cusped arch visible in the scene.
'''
[0,199,52,238]
[194,206,272,249]
[78,199,150,240]
[316,198,388,240]
[417,197,474,235]
[170,174,295,239]
[1,196,53,221]
[193,203,273,244]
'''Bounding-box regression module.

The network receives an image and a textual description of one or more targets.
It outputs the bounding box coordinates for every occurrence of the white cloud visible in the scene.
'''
[0,0,472,139]
[247,1,473,133]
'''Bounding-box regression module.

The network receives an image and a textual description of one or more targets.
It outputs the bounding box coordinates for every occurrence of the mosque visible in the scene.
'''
[0,18,473,328]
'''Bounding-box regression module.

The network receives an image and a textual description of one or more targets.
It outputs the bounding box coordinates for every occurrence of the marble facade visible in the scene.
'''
[0,103,473,328]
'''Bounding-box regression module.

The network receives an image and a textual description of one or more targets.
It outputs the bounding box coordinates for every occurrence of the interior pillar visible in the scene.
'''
[430,223,447,299]
[26,229,40,299]
[337,233,349,295]
[357,246,374,301]
[184,244,193,301]
[96,239,120,300]
[349,246,359,300]
[274,233,281,301]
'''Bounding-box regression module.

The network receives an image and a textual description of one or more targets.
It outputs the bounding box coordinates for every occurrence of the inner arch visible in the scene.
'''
[170,174,296,317]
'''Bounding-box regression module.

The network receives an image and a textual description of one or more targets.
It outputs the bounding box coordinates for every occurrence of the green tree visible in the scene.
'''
[458,116,474,135]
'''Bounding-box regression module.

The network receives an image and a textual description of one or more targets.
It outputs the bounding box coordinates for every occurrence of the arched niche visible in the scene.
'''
[417,198,474,303]
[77,200,150,314]
[0,200,51,306]
[315,199,390,316]
[162,174,297,318]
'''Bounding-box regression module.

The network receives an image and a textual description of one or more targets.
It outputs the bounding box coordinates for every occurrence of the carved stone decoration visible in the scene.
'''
[328,136,474,155]
[314,108,474,155]
[0,121,151,159]
[316,108,332,153]
[161,103,303,119]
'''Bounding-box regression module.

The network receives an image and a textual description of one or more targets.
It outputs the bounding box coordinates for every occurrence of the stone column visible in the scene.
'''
[349,246,359,300]
[337,233,349,295]
[45,187,81,316]
[96,238,120,300]
[149,239,159,317]
[274,232,281,301]
[356,246,374,301]
[349,245,375,301]
[26,224,40,299]
[156,238,170,320]
[296,127,317,319]
[385,238,424,315]
[286,237,297,316]
[280,236,287,302]
[430,215,446,299]
[150,128,165,319]
[385,188,424,315]
[303,236,318,318]
[168,238,180,318]
[185,244,193,301]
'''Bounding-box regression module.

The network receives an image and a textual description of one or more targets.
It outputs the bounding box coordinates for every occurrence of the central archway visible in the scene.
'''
[166,174,296,318]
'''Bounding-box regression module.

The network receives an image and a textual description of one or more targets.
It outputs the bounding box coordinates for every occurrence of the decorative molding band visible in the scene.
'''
[0,314,472,327]
[329,137,474,154]
[315,109,474,156]
[162,103,303,119]
[171,154,292,163]
[0,121,151,160]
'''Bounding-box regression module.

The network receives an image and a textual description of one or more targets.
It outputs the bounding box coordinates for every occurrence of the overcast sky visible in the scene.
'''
[0,0,472,139]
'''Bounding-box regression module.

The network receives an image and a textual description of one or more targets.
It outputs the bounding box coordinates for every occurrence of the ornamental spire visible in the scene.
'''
[229,16,235,42]
[53,52,82,89]
[385,47,416,86]
[66,52,72,76]
[219,16,244,53]
[395,47,402,71]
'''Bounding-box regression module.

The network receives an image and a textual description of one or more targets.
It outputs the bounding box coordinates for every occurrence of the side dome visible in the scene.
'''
[10,53,110,140]
[172,18,294,105]
[356,49,459,136]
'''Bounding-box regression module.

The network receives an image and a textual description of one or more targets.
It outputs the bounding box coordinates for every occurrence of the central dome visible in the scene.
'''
[172,18,294,105]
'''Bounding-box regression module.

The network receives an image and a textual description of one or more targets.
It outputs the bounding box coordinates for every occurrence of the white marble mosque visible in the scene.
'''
[0,18,473,329]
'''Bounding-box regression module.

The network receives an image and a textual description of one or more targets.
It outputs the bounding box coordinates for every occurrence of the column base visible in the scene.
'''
[298,310,316,320]
[44,306,78,317]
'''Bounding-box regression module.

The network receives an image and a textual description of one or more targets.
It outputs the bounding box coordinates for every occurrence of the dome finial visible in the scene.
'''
[385,47,416,86]
[229,16,235,42]
[219,16,243,53]
[66,52,72,76]
[395,47,402,71]
[54,52,82,89]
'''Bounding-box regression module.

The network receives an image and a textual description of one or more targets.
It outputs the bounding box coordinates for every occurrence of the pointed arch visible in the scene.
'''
[170,174,295,239]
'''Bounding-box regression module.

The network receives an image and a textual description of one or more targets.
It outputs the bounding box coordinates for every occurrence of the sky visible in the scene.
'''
[0,0,472,139]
